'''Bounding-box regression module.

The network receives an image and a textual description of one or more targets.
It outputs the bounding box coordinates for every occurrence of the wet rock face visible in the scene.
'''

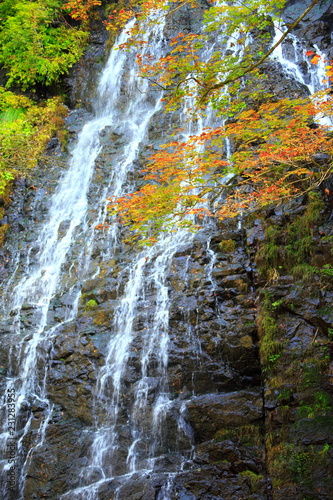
[0,209,268,499]
[64,10,109,110]
[187,390,263,441]
[23,407,92,496]
[284,0,333,58]
[244,193,333,499]
[47,324,102,425]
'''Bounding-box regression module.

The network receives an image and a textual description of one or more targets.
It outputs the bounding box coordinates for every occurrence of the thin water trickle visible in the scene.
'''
[271,23,332,127]
[271,24,328,95]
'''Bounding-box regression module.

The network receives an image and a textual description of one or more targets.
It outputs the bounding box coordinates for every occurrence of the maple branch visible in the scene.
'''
[202,174,237,204]
[141,0,194,25]
[142,74,205,93]
[176,74,204,89]
[200,0,322,100]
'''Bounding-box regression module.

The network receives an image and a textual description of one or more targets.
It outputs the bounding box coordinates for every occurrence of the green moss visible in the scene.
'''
[268,442,330,488]
[289,263,316,280]
[298,391,332,418]
[255,225,281,273]
[92,310,111,326]
[255,191,325,279]
[81,292,98,304]
[258,292,284,367]
[214,428,237,442]
[293,416,333,436]
[301,363,323,389]
[288,445,330,485]
[218,239,236,253]
[317,305,333,316]
[299,353,330,390]
[0,223,9,246]
[85,299,98,311]
[214,425,262,447]
[239,470,263,492]
[271,298,284,310]
[277,387,292,403]
[319,264,333,278]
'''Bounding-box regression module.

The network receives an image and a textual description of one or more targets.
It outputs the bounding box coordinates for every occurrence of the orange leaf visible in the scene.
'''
[310,55,321,65]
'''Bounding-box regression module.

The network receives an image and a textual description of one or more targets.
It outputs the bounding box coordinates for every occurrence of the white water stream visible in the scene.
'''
[59,27,220,500]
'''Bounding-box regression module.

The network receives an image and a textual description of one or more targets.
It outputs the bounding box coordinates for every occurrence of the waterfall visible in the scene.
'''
[0,9,250,499]
[0,14,172,500]
[271,26,327,94]
[0,4,330,500]
[58,28,222,500]
[1,5,217,497]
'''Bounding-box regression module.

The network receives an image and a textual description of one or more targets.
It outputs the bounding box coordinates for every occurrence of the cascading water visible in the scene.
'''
[60,31,225,500]
[271,26,327,94]
[0,7,255,499]
[0,14,173,500]
[2,5,225,497]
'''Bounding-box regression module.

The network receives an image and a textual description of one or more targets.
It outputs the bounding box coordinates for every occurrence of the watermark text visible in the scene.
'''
[5,388,17,492]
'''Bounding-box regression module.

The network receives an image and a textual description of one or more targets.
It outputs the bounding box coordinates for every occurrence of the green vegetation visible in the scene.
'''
[214,424,262,448]
[0,90,67,171]
[85,299,98,311]
[255,191,325,279]
[0,88,67,203]
[0,0,101,242]
[257,291,284,368]
[218,239,236,254]
[259,276,332,495]
[0,1,88,90]
[297,391,332,419]
[268,442,331,489]
[92,309,111,325]
[320,264,333,278]
[239,470,264,492]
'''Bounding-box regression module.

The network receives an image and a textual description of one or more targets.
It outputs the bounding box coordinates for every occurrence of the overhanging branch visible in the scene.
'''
[200,0,321,100]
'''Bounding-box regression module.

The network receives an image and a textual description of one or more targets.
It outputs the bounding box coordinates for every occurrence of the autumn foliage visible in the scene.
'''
[109,95,333,236]
[62,0,101,22]
[105,0,332,243]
